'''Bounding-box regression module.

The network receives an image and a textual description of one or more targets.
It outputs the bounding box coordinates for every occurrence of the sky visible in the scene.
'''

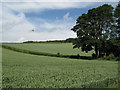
[0,0,119,42]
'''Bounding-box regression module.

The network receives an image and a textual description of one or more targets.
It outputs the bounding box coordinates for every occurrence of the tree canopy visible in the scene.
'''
[71,3,120,58]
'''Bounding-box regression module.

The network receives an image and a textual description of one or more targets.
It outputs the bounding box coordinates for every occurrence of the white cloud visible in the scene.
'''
[15,15,77,42]
[2,6,36,41]
[2,9,35,32]
[17,30,76,42]
[0,3,2,42]
[63,12,72,20]
[3,2,95,13]
[1,1,118,42]
[1,0,119,2]
[1,3,77,42]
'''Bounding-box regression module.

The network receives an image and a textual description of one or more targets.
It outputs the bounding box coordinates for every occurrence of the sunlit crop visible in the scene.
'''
[2,43,118,88]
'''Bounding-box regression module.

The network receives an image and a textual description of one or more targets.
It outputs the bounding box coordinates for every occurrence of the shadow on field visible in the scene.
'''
[2,45,96,60]
[68,55,96,60]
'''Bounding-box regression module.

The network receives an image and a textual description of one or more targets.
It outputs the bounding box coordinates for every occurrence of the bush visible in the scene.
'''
[103,54,118,61]
[92,53,97,58]
[57,53,60,56]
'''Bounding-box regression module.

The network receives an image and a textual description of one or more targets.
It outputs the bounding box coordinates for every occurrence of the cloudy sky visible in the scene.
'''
[0,0,119,42]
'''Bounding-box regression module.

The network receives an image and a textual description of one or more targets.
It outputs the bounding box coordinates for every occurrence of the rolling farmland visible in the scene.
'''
[2,43,94,56]
[2,43,118,88]
[1,1,120,89]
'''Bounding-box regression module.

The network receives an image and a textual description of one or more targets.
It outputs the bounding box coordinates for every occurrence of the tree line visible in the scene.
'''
[71,2,120,58]
[23,40,67,43]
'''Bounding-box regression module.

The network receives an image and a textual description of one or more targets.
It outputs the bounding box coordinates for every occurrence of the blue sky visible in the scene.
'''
[0,1,119,42]
[26,2,117,21]
[26,5,89,19]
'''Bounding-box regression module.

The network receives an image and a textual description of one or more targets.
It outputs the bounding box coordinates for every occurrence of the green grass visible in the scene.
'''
[2,46,118,88]
[2,43,94,56]
[107,84,119,88]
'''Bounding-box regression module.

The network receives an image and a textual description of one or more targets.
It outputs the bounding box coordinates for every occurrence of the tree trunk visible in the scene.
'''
[95,44,99,58]
[99,49,101,57]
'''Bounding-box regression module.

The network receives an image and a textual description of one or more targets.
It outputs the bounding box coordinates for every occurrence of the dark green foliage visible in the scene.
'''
[109,39,120,57]
[65,38,76,43]
[71,3,120,58]
[24,40,67,43]
[102,54,118,61]
[114,1,120,18]
[111,2,120,57]
[113,1,120,39]
[114,2,120,31]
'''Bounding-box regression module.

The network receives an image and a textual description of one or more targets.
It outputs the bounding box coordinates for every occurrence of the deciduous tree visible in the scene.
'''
[71,4,114,57]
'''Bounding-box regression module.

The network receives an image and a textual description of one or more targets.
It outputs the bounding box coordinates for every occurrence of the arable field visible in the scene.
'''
[2,43,94,56]
[2,43,118,88]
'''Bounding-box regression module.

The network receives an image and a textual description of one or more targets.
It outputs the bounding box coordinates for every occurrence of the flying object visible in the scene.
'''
[32,29,35,32]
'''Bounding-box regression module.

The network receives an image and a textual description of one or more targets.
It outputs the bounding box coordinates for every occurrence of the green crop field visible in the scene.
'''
[2,43,118,88]
[2,43,94,56]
